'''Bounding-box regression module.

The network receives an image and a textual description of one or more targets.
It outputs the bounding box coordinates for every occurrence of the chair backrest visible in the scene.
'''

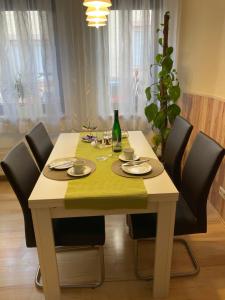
[1,142,40,247]
[25,122,53,171]
[181,132,224,231]
[163,116,193,189]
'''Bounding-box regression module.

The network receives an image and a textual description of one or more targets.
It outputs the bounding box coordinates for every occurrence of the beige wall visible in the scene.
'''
[178,0,225,100]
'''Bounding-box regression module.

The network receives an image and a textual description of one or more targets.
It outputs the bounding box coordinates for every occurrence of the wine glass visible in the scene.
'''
[82,121,97,137]
[95,129,113,161]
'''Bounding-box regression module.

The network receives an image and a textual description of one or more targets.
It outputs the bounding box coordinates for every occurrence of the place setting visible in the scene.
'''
[42,157,96,181]
[112,147,164,179]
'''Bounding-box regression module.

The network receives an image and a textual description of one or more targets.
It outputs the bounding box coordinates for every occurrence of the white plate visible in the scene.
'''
[119,154,140,162]
[67,166,91,177]
[48,159,76,170]
[121,162,152,175]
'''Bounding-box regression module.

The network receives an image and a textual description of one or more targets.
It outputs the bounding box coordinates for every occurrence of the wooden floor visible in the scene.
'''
[1,180,225,300]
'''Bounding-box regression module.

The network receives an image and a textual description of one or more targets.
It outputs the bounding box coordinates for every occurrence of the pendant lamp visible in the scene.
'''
[83,0,112,8]
[88,21,106,28]
[86,6,110,17]
[86,15,107,22]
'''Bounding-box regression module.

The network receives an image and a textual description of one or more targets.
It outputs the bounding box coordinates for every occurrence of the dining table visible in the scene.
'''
[28,131,178,300]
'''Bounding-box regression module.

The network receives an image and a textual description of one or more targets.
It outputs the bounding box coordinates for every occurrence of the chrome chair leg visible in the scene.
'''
[134,238,200,280]
[35,245,105,289]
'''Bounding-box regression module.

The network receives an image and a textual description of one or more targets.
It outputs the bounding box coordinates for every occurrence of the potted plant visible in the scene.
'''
[145,11,181,159]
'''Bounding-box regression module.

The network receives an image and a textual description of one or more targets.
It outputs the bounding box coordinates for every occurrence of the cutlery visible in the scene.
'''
[123,159,150,166]
[49,161,74,169]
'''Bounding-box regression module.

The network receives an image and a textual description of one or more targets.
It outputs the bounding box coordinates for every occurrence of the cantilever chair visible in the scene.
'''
[25,122,53,171]
[1,142,105,288]
[126,116,192,227]
[163,115,193,189]
[127,132,224,279]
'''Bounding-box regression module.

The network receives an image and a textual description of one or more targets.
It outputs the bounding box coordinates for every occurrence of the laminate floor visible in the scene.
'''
[1,180,225,300]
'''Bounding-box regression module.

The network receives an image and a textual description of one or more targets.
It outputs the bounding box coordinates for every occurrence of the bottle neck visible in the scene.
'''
[114,110,119,121]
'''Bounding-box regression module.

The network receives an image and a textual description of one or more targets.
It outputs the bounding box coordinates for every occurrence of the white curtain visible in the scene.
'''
[55,0,164,132]
[0,0,62,146]
[0,0,180,152]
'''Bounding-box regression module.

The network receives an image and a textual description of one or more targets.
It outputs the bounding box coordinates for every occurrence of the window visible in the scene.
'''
[107,9,151,114]
[0,9,59,119]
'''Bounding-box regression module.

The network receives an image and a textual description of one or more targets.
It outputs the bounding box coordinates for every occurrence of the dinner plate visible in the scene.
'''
[119,154,140,162]
[48,159,76,170]
[121,162,152,175]
[67,166,91,177]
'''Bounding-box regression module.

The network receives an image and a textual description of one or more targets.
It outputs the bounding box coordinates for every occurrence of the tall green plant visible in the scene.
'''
[145,11,181,158]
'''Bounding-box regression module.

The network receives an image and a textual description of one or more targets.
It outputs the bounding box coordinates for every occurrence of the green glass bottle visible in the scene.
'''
[112,109,122,152]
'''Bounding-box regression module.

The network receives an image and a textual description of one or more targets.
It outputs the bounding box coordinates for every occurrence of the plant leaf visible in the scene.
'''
[158,38,163,46]
[162,56,173,73]
[154,111,166,129]
[152,133,162,147]
[158,69,167,78]
[168,84,181,102]
[162,74,172,87]
[145,103,158,123]
[145,87,151,101]
[156,54,163,64]
[161,127,171,140]
[167,104,181,124]
[166,47,173,56]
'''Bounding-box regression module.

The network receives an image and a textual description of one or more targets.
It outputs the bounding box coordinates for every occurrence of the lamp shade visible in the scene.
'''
[86,6,110,16]
[86,15,107,22]
[88,21,106,28]
[83,0,112,8]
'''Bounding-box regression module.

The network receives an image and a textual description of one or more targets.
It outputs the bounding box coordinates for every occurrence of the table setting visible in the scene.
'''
[44,128,164,181]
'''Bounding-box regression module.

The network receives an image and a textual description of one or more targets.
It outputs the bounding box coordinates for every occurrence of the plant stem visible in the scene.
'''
[160,12,169,158]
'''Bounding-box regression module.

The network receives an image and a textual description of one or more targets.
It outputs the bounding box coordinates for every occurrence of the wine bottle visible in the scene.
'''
[112,109,122,152]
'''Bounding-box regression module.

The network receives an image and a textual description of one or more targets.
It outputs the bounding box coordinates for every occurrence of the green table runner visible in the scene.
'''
[65,133,148,209]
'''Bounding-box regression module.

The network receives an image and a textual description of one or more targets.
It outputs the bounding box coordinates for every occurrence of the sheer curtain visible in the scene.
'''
[0,0,62,148]
[0,0,180,154]
[55,0,164,132]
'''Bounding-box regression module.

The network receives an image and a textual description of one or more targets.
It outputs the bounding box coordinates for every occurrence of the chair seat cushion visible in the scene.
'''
[53,216,105,246]
[128,195,198,240]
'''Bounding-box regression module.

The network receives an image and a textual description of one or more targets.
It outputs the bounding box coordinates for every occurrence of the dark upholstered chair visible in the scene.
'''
[128,132,224,279]
[163,116,193,189]
[1,142,105,288]
[25,122,53,171]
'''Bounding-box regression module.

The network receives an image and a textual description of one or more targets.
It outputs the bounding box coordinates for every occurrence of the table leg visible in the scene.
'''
[153,200,176,298]
[31,208,61,300]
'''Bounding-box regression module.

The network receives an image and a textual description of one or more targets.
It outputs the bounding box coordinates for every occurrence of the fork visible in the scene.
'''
[123,159,150,166]
[49,161,74,169]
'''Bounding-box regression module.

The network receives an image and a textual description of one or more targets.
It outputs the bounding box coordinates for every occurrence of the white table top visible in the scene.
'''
[29,131,178,209]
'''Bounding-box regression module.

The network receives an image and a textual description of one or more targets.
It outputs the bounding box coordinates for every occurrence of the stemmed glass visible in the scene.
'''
[95,129,113,161]
[82,121,97,142]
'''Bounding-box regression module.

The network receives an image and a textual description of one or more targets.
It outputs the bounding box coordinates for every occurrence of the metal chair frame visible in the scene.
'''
[134,238,200,280]
[35,245,105,289]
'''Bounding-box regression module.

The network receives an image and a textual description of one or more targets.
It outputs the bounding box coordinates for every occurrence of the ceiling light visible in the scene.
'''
[86,15,107,22]
[88,21,107,28]
[83,0,112,8]
[86,6,110,17]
